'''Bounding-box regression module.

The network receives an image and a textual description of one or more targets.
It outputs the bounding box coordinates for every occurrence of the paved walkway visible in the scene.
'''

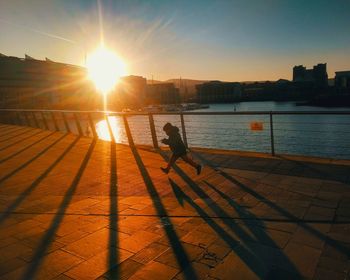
[0,124,350,280]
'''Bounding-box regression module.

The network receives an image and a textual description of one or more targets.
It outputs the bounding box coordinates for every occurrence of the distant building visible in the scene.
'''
[113,75,147,109]
[196,81,241,103]
[335,71,350,88]
[145,83,180,104]
[0,55,98,109]
[293,63,328,87]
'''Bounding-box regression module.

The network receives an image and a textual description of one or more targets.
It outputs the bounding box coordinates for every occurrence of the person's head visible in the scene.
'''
[163,122,172,135]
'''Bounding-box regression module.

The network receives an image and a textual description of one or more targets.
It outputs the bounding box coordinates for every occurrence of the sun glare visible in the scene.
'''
[86,46,127,94]
[96,116,123,142]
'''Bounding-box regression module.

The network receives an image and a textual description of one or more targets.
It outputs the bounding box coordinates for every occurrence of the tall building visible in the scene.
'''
[335,71,350,93]
[196,81,242,103]
[292,63,328,87]
[145,83,180,104]
[112,75,147,109]
[0,55,98,109]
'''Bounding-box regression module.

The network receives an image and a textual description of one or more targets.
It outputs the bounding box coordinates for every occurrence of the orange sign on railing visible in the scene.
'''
[250,122,264,131]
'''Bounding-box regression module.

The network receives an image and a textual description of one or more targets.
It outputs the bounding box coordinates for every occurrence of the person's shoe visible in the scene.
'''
[196,165,202,175]
[161,167,169,174]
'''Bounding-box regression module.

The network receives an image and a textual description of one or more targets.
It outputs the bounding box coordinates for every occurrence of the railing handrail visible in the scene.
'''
[1,108,350,116]
[1,107,350,159]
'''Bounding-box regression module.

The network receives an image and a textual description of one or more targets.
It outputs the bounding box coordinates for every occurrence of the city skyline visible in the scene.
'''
[1,0,349,81]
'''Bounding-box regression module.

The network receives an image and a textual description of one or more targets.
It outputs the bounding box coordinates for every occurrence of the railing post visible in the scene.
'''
[51,112,59,131]
[74,113,83,136]
[15,112,22,126]
[24,112,31,127]
[105,114,115,142]
[41,112,49,130]
[9,112,16,125]
[123,115,135,148]
[180,113,188,148]
[32,112,39,128]
[148,113,159,149]
[61,112,70,133]
[87,113,98,139]
[269,111,275,156]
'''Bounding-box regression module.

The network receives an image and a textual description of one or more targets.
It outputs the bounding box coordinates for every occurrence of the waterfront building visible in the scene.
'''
[293,63,328,87]
[0,55,98,109]
[113,75,147,109]
[196,81,242,103]
[335,71,350,93]
[145,83,180,104]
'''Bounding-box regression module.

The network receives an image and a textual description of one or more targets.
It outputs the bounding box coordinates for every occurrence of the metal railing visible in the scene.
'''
[0,108,350,159]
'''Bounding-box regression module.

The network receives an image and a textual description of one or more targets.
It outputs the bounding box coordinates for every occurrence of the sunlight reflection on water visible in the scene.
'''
[95,116,122,142]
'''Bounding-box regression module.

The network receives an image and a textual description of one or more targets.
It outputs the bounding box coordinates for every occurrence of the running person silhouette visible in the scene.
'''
[160,122,201,175]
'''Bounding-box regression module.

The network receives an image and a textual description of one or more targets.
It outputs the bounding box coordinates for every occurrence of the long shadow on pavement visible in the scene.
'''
[192,151,350,259]
[194,150,350,185]
[124,123,198,279]
[0,130,44,151]
[22,139,97,280]
[276,155,350,184]
[0,133,67,183]
[158,147,301,278]
[169,179,302,279]
[106,138,120,278]
[0,136,81,224]
[0,125,26,136]
[0,126,35,143]
[0,131,57,164]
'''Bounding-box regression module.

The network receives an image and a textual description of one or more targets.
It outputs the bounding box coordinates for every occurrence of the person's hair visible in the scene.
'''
[163,122,172,131]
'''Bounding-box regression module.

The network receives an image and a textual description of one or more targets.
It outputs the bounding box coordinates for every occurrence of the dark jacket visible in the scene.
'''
[162,126,187,156]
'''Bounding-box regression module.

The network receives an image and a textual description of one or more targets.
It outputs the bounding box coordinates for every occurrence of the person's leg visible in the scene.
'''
[161,154,179,174]
[181,154,198,168]
[181,154,202,175]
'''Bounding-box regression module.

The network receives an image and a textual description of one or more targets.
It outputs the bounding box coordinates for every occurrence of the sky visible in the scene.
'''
[0,0,349,81]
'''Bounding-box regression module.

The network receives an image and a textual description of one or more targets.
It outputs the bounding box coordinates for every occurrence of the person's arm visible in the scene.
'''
[161,138,170,145]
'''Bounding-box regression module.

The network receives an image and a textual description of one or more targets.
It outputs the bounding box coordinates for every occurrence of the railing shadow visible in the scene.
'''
[158,150,300,278]
[217,169,350,256]
[169,179,303,278]
[0,131,56,164]
[23,138,96,280]
[0,126,34,142]
[276,155,350,184]
[106,140,119,278]
[193,151,350,256]
[0,130,44,152]
[123,119,198,279]
[0,133,67,183]
[0,136,81,224]
[0,125,25,136]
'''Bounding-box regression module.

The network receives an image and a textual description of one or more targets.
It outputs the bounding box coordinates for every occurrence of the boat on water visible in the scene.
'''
[141,103,210,113]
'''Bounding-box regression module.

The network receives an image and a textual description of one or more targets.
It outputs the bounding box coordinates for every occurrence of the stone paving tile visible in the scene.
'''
[64,248,132,280]
[1,249,84,280]
[103,258,143,280]
[208,251,263,280]
[155,241,204,269]
[62,228,112,260]
[290,225,327,249]
[131,242,169,264]
[0,125,350,279]
[0,242,33,263]
[316,256,350,274]
[118,230,162,253]
[174,261,212,280]
[0,257,27,277]
[180,229,217,248]
[284,242,322,278]
[313,267,345,280]
[128,261,178,280]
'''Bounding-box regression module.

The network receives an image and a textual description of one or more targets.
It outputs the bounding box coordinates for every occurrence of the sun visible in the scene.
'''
[86,46,127,94]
